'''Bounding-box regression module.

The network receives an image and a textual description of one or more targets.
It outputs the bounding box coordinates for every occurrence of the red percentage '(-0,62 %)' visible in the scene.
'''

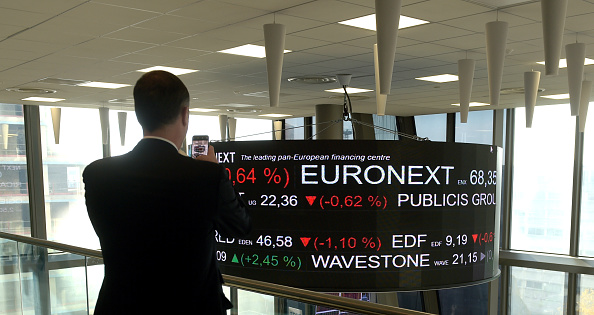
[314,195,388,210]
[312,236,382,252]
[225,167,290,188]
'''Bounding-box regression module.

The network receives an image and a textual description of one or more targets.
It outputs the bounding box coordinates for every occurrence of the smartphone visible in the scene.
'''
[191,135,209,158]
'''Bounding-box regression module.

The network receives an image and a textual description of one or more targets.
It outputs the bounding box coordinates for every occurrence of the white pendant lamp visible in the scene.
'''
[118,112,127,146]
[228,117,236,141]
[566,43,586,116]
[50,107,61,144]
[458,59,475,123]
[374,44,388,115]
[375,0,402,95]
[485,21,508,106]
[219,114,228,141]
[541,0,568,75]
[2,124,8,150]
[99,107,109,145]
[524,70,541,128]
[579,80,591,133]
[264,23,286,107]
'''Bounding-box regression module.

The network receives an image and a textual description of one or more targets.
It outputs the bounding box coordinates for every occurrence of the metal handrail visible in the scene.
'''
[0,231,430,315]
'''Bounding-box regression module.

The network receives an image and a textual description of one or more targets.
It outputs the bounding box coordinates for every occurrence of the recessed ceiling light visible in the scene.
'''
[190,108,218,112]
[536,58,594,68]
[137,66,199,76]
[218,44,291,58]
[22,97,64,102]
[541,93,570,99]
[325,87,373,94]
[214,103,256,108]
[77,81,131,89]
[451,102,490,107]
[259,113,292,118]
[415,74,459,83]
[339,14,429,31]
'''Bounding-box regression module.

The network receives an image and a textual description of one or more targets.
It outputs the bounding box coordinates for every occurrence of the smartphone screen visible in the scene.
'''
[191,135,209,158]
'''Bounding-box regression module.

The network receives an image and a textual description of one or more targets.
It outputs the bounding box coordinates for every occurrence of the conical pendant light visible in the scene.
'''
[228,117,237,141]
[264,23,286,107]
[50,107,61,144]
[219,114,228,141]
[579,80,591,133]
[485,21,508,106]
[374,44,388,115]
[118,112,127,146]
[541,0,568,75]
[566,42,586,116]
[99,107,109,145]
[375,0,402,95]
[458,59,475,123]
[524,70,541,128]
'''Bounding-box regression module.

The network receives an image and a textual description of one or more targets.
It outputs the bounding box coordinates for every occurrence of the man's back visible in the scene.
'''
[84,138,250,314]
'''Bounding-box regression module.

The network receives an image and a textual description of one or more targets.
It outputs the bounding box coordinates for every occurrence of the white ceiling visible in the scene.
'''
[1,0,594,119]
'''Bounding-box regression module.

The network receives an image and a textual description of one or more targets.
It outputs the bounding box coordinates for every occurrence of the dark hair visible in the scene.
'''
[133,70,190,132]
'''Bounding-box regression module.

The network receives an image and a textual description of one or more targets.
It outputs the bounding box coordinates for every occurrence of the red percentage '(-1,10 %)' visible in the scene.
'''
[312,236,382,251]
[314,195,388,210]
[225,167,290,188]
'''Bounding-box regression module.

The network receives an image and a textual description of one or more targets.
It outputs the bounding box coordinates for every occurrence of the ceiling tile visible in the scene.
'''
[104,26,188,45]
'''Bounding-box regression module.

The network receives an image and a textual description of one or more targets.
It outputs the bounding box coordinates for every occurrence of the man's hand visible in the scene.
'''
[194,145,218,163]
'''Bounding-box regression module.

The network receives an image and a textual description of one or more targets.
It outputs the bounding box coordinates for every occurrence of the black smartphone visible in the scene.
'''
[191,135,209,158]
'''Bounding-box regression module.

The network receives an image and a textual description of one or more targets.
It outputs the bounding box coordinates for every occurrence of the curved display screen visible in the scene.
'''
[213,140,501,291]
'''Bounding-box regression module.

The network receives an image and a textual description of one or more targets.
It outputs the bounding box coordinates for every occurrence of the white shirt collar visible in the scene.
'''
[143,136,178,150]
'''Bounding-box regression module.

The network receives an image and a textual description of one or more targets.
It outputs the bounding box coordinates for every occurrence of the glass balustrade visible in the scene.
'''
[0,233,424,315]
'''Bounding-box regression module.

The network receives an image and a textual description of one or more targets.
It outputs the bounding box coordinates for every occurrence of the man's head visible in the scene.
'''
[133,70,190,132]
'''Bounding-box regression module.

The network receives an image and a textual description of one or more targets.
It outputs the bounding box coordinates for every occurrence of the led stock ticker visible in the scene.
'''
[213,140,501,291]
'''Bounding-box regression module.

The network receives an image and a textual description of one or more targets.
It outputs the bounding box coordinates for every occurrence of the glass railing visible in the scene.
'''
[0,232,429,315]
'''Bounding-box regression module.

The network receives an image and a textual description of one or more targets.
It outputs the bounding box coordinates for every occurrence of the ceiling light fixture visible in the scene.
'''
[415,74,459,83]
[259,113,292,118]
[339,14,428,31]
[77,82,131,89]
[451,102,490,107]
[190,108,218,112]
[541,93,570,99]
[219,44,291,58]
[536,58,594,68]
[137,66,198,75]
[22,97,64,102]
[325,87,373,94]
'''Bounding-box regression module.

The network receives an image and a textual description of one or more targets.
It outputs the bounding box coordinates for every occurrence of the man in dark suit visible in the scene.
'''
[83,70,251,314]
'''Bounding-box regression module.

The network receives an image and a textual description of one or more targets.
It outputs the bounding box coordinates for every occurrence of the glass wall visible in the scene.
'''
[455,111,493,145]
[580,109,594,257]
[373,115,398,140]
[109,110,143,157]
[509,267,567,314]
[40,107,103,249]
[511,104,575,254]
[415,113,447,142]
[0,104,29,236]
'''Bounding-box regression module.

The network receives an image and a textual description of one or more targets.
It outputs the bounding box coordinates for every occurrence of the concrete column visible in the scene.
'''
[351,113,375,140]
[314,104,343,140]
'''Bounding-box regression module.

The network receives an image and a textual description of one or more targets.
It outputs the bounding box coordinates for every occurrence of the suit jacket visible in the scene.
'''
[83,138,251,314]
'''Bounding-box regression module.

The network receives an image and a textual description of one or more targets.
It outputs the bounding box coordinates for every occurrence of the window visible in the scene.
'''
[109,110,143,157]
[510,267,566,314]
[455,111,493,145]
[511,104,575,254]
[0,104,29,235]
[580,107,594,257]
[373,115,398,140]
[415,114,447,142]
[40,107,102,248]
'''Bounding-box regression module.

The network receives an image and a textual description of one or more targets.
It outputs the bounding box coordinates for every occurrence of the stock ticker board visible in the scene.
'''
[212,140,502,292]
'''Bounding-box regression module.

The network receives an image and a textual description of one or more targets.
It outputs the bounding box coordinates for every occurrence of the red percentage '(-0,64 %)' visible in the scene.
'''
[311,236,382,252]
[225,167,290,188]
[313,195,388,210]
